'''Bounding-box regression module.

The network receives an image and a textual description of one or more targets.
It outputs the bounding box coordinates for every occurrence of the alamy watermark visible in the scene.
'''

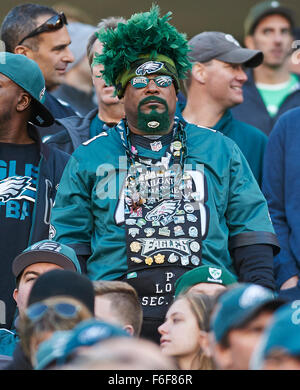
[291,300,300,324]
[0,300,6,325]
[291,40,300,65]
[95,157,205,206]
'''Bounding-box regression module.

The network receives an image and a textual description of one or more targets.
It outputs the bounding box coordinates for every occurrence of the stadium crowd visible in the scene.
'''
[0,1,300,371]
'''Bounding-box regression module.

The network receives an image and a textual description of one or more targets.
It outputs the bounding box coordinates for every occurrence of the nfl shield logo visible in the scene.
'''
[209,267,222,280]
[150,141,163,152]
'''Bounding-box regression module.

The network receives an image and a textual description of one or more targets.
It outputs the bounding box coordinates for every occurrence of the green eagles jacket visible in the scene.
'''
[213,110,268,187]
[50,120,278,283]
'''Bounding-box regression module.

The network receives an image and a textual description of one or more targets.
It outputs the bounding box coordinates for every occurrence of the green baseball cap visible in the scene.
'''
[34,330,73,370]
[35,319,130,369]
[12,239,82,277]
[0,52,54,127]
[62,319,130,358]
[174,265,237,297]
[250,303,300,369]
[244,1,294,36]
[210,283,284,343]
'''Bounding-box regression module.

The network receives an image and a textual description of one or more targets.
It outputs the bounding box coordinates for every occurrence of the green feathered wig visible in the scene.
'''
[93,4,192,98]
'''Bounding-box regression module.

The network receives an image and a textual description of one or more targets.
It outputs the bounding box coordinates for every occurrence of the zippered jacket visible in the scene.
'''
[27,125,70,244]
[45,108,98,154]
[262,107,300,289]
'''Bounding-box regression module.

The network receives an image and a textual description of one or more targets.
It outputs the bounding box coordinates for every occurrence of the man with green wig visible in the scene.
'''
[50,5,279,343]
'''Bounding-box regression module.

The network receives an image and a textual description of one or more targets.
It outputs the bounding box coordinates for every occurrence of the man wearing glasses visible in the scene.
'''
[1,4,78,137]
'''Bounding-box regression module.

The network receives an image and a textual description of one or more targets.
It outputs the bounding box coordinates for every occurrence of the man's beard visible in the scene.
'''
[137,96,170,134]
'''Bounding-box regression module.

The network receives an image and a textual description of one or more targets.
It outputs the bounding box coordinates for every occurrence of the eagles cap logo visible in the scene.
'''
[239,285,272,308]
[224,34,240,47]
[30,241,62,253]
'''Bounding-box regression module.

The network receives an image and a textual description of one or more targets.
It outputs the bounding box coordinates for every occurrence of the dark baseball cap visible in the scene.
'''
[188,31,263,68]
[244,1,294,36]
[27,269,95,314]
[174,265,237,297]
[250,303,300,369]
[210,283,284,343]
[0,52,54,127]
[12,239,81,278]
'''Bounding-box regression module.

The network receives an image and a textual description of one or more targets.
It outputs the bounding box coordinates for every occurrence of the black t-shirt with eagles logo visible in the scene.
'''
[0,142,40,329]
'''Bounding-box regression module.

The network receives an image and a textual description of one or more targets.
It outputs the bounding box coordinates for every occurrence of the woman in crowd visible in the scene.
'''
[158,292,216,370]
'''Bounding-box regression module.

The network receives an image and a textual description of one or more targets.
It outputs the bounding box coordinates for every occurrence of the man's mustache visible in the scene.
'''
[138,96,168,110]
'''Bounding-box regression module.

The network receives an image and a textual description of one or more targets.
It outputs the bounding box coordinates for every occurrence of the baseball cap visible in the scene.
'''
[34,330,72,370]
[210,283,284,343]
[188,32,263,68]
[174,265,237,297]
[0,52,54,127]
[67,22,97,70]
[244,1,294,36]
[35,319,130,369]
[250,303,300,369]
[63,319,130,356]
[27,269,95,314]
[12,240,81,278]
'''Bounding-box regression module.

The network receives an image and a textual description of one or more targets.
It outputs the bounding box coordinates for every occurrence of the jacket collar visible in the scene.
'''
[27,122,50,160]
[214,110,232,136]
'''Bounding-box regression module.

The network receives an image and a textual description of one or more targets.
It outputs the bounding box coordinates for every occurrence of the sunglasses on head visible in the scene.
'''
[131,75,173,89]
[26,302,80,322]
[18,12,68,46]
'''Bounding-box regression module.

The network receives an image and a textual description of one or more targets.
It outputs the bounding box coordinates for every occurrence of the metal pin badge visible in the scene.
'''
[147,121,160,128]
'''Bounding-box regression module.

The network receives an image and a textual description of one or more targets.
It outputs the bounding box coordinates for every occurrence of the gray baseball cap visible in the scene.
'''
[12,239,82,277]
[188,31,263,68]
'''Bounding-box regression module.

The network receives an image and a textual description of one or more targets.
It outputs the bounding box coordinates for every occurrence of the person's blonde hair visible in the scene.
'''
[177,292,216,370]
[19,296,92,360]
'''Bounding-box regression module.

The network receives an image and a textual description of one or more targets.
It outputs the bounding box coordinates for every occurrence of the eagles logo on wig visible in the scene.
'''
[93,4,192,98]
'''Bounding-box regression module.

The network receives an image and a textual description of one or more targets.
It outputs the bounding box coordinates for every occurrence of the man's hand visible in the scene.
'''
[281,275,299,290]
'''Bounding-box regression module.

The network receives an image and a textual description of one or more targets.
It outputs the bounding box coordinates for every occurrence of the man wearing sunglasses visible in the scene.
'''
[50,6,279,343]
[1,4,78,138]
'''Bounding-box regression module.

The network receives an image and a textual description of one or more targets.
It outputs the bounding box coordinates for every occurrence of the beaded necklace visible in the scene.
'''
[117,118,187,211]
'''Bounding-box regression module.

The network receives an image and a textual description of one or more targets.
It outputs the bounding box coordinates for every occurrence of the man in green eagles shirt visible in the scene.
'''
[50,6,279,343]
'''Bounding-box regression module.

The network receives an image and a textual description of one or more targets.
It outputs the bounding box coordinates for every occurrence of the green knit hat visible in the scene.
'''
[175,265,237,297]
[93,4,192,98]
